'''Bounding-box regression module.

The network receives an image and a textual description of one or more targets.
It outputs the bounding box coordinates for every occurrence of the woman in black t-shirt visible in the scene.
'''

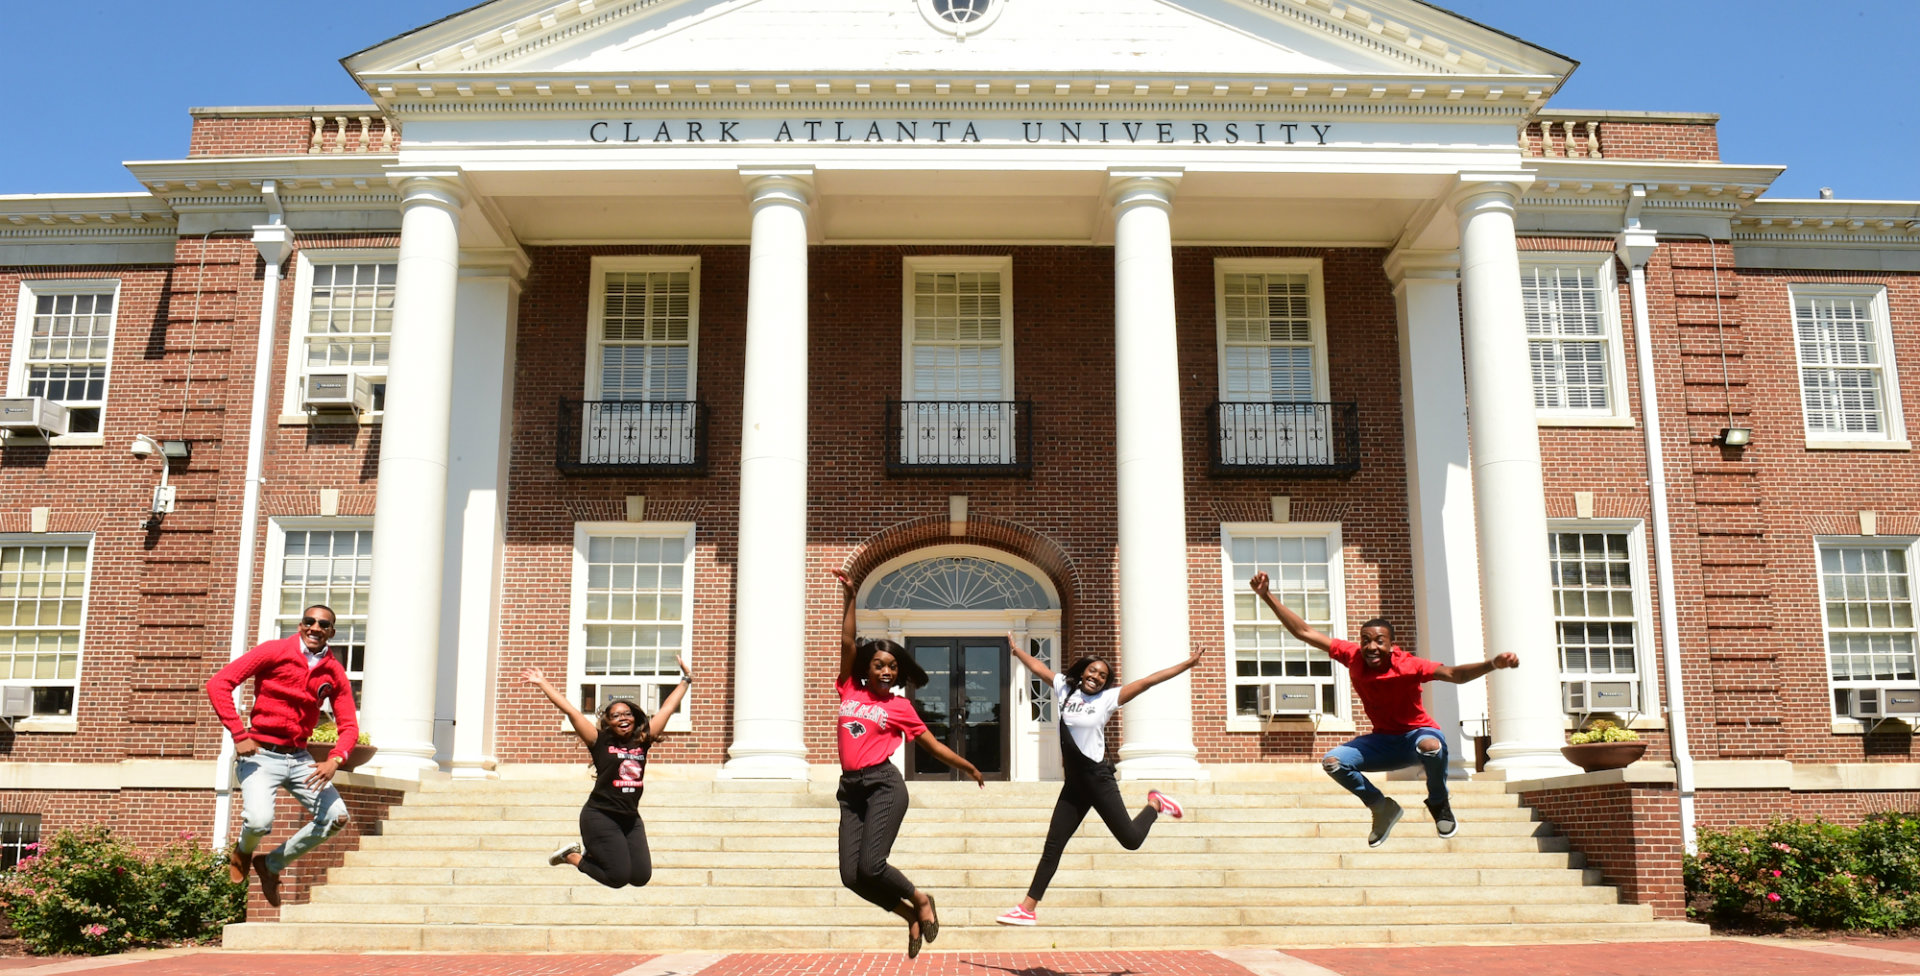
[524,659,691,889]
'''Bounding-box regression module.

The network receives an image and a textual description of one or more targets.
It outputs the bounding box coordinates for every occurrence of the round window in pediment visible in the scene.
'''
[918,0,1006,37]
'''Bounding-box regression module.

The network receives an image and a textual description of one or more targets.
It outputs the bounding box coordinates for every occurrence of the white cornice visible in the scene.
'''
[0,193,177,244]
[1734,201,1920,250]
[1517,160,1782,212]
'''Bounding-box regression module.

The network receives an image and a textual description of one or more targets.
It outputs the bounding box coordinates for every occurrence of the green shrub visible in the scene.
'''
[1568,718,1640,745]
[1686,813,1920,932]
[307,720,371,746]
[0,826,245,955]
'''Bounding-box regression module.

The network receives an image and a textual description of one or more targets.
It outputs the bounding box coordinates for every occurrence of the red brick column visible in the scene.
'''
[1517,780,1687,918]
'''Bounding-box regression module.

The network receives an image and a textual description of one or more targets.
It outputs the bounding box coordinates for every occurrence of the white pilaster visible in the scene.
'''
[444,248,527,779]
[1108,170,1204,782]
[1385,249,1487,778]
[1453,176,1578,778]
[360,171,466,777]
[719,168,814,780]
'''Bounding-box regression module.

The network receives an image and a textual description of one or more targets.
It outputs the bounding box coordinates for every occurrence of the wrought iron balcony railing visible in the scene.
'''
[557,399,707,476]
[887,399,1033,476]
[1209,401,1359,477]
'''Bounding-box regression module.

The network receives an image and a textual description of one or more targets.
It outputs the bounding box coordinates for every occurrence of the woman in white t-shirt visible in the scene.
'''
[994,640,1205,926]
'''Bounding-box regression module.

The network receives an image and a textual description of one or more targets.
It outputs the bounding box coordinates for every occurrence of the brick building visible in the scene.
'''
[2,0,1917,913]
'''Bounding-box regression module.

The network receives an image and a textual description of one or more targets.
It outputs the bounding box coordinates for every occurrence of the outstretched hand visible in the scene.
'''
[831,568,855,597]
[1491,652,1520,670]
[1248,572,1271,597]
[676,654,693,681]
[520,667,550,687]
[1184,646,1208,670]
[965,765,985,788]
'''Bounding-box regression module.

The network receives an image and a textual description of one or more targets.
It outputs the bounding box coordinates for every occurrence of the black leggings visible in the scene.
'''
[1025,761,1157,902]
[836,761,918,913]
[577,806,652,889]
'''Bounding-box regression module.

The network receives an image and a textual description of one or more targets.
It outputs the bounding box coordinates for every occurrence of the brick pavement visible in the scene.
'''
[2,941,1920,976]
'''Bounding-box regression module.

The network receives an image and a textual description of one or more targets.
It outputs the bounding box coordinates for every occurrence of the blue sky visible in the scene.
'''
[2,0,1913,201]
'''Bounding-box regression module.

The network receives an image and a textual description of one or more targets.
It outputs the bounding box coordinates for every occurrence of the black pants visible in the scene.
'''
[837,761,918,913]
[577,806,653,889]
[1025,761,1157,902]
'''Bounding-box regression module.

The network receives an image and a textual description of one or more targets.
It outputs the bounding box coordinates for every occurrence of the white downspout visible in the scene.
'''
[1617,186,1697,851]
[211,216,294,850]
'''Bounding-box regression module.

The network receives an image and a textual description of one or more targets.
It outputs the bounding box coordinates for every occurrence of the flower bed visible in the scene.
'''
[1686,812,1920,932]
[0,826,245,955]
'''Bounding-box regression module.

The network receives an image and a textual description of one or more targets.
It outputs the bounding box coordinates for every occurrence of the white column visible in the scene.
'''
[1386,250,1487,778]
[444,249,526,779]
[1453,176,1578,778]
[719,168,814,780]
[1108,170,1204,782]
[360,171,466,777]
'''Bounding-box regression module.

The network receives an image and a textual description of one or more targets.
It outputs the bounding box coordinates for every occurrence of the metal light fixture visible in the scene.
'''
[1718,426,1752,448]
[159,439,192,460]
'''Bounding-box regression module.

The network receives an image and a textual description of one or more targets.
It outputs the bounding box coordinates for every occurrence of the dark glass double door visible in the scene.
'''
[906,636,1009,781]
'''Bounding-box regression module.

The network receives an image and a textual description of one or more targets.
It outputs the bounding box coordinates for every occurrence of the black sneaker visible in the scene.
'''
[1366,797,1403,847]
[1427,798,1458,839]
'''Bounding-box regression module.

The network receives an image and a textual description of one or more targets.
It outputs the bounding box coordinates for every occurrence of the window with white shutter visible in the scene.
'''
[9,281,119,437]
[1792,285,1904,445]
[581,256,700,465]
[1213,259,1331,467]
[899,256,1016,465]
[1521,257,1629,424]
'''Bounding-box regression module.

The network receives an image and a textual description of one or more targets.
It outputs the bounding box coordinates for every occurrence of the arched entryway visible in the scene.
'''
[856,546,1065,782]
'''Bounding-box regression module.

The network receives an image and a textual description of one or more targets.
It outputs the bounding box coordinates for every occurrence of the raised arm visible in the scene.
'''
[833,569,859,682]
[1117,647,1207,706]
[647,655,694,740]
[912,730,985,788]
[1433,652,1520,685]
[1248,572,1333,652]
[1005,633,1057,687]
[522,667,598,745]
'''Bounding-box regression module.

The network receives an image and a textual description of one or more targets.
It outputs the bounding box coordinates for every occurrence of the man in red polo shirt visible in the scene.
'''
[1249,573,1517,847]
[206,604,358,906]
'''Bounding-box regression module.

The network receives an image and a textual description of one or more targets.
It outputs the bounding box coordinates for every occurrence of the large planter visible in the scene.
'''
[1560,740,1646,772]
[307,743,378,771]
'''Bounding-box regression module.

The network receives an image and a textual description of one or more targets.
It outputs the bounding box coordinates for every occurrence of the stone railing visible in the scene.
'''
[310,115,400,154]
[1524,117,1603,159]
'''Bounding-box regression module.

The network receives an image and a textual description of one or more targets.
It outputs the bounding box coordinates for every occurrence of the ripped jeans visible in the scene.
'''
[1322,727,1449,808]
[235,748,349,873]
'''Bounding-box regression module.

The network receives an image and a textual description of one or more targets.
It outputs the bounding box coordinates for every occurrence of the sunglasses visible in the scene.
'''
[300,617,336,628]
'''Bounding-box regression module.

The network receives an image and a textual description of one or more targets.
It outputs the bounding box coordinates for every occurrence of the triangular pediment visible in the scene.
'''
[347,0,1575,85]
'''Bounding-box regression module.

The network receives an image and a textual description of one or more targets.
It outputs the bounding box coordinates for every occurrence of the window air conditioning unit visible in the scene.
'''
[0,686,31,721]
[0,397,70,437]
[1562,679,1638,715]
[1847,688,1920,720]
[1257,682,1320,717]
[301,373,376,414]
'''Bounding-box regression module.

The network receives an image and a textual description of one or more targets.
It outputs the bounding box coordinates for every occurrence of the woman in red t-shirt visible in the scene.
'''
[832,569,983,959]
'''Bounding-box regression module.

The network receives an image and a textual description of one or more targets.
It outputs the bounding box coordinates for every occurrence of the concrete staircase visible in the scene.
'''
[223,773,1706,951]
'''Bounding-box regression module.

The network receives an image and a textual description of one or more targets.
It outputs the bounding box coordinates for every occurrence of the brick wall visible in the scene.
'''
[187,117,318,157]
[1518,781,1685,918]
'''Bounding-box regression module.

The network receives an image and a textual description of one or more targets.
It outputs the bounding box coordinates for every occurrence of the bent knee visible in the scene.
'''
[1320,754,1347,773]
[630,868,653,888]
[1119,835,1146,852]
[241,810,275,834]
[1416,738,1443,754]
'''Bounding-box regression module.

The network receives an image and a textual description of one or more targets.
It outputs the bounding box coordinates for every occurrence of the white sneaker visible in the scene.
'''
[1147,789,1184,819]
[995,905,1037,926]
[548,841,582,866]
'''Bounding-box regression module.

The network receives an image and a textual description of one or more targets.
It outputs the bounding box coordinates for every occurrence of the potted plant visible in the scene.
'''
[1561,718,1645,771]
[306,721,377,771]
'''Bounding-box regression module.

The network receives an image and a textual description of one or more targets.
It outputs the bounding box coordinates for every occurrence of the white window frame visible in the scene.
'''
[8,279,120,446]
[583,255,701,402]
[280,249,398,424]
[568,522,696,735]
[899,255,1015,401]
[1213,257,1330,404]
[0,533,94,733]
[1220,521,1350,733]
[1520,254,1633,427]
[1790,284,1908,450]
[257,519,373,704]
[1815,536,1920,731]
[1547,519,1662,725]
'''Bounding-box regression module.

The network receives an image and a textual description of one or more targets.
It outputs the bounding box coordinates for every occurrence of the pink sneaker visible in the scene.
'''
[1148,790,1184,819]
[995,905,1037,926]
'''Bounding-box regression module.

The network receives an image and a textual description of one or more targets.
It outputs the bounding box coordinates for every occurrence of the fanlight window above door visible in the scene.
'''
[865,557,1053,611]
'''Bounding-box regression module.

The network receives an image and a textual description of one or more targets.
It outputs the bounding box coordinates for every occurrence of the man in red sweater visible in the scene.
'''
[206,604,359,906]
[1249,573,1518,847]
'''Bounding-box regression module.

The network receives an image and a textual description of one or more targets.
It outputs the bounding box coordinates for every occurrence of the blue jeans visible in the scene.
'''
[1322,728,1448,808]
[235,748,349,873]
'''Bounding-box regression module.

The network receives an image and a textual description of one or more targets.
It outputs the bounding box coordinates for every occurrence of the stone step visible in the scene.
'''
[355,832,1568,855]
[382,803,1539,823]
[307,882,1625,908]
[410,779,1517,798]
[372,816,1556,839]
[278,901,1657,928]
[321,865,1603,889]
[224,919,1707,952]
[394,789,1526,813]
[338,848,1582,871]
